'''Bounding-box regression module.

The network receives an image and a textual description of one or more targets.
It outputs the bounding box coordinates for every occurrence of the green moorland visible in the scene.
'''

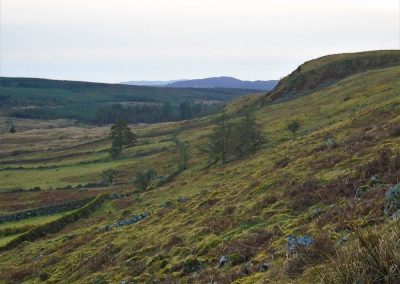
[0,50,399,283]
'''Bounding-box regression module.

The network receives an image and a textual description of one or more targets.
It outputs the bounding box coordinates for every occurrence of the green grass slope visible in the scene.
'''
[0,51,399,283]
[265,50,400,102]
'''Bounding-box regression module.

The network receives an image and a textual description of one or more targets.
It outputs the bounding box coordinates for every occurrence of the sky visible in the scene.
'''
[0,0,399,83]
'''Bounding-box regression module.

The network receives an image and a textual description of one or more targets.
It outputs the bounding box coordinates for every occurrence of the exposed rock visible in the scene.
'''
[370,176,381,186]
[97,212,150,232]
[218,255,227,268]
[177,197,189,203]
[327,137,337,149]
[161,201,174,208]
[34,254,43,261]
[287,235,313,254]
[116,212,150,227]
[310,207,322,218]
[355,185,368,199]
[335,235,349,247]
[109,193,131,200]
[384,183,400,216]
[260,262,270,272]
[391,209,400,220]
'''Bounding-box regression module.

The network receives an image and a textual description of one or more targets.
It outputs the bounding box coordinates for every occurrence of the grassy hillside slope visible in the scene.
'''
[0,51,399,283]
[264,50,400,102]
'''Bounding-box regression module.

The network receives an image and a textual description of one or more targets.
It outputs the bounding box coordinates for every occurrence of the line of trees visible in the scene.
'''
[205,111,266,164]
[94,102,222,124]
[9,101,223,125]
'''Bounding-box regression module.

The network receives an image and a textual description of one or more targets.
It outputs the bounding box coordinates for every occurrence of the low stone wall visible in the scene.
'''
[0,187,42,195]
[0,197,95,224]
[0,194,109,251]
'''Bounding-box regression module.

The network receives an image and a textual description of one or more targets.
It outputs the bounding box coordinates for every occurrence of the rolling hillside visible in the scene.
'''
[0,77,255,125]
[121,77,278,90]
[264,50,400,102]
[0,50,399,283]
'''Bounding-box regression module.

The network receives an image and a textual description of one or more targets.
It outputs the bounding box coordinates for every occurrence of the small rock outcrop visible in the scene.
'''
[218,256,227,268]
[287,235,313,254]
[355,185,368,199]
[384,183,400,216]
[260,262,270,272]
[98,212,150,232]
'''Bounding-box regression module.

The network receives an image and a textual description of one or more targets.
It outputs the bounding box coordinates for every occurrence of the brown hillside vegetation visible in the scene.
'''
[0,50,399,283]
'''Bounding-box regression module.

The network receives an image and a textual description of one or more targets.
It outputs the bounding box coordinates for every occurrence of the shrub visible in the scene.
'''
[173,134,189,172]
[205,111,265,164]
[101,169,117,184]
[287,120,301,135]
[183,257,204,274]
[230,253,245,266]
[135,169,157,190]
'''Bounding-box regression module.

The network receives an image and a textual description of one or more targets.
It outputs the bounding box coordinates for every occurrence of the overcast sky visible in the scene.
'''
[0,0,399,83]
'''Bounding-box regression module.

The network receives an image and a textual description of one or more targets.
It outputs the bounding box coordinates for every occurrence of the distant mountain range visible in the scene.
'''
[121,76,278,91]
[119,80,181,86]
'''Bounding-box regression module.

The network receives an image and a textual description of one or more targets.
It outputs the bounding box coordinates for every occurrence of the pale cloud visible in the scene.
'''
[1,0,398,82]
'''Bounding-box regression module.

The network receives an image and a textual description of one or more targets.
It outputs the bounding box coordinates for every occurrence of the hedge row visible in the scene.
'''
[0,194,109,252]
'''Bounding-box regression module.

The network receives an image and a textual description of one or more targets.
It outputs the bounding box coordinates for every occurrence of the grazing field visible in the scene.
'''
[0,51,399,283]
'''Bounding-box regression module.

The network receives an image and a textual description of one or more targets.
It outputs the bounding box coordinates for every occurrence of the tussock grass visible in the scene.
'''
[320,221,400,283]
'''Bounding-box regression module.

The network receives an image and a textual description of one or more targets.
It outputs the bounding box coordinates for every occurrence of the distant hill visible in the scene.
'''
[166,76,278,90]
[0,77,254,124]
[120,80,183,86]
